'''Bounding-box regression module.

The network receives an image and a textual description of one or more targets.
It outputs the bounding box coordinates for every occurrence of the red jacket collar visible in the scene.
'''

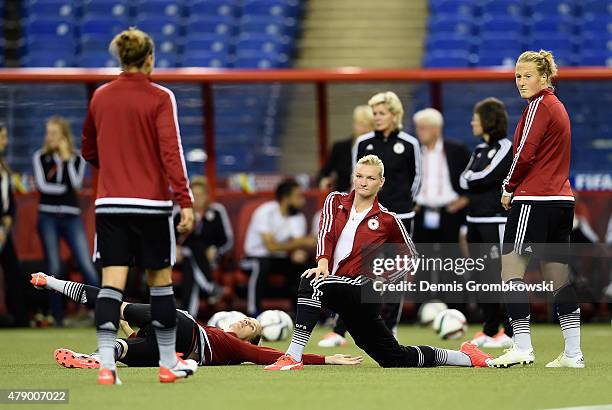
[529,87,553,102]
[339,190,382,219]
[119,71,150,81]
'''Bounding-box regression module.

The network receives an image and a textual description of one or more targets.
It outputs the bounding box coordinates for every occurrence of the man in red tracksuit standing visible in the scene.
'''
[265,154,493,370]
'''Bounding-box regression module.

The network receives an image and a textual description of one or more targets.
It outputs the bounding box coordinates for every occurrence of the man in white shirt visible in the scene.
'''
[243,179,316,315]
[412,108,471,311]
[413,108,470,244]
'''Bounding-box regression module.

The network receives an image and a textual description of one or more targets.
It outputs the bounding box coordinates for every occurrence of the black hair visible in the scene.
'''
[474,97,508,143]
[275,178,300,202]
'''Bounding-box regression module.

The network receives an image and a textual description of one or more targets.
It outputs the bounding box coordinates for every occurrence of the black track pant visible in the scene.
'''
[118,304,198,367]
[332,218,413,337]
[299,277,437,368]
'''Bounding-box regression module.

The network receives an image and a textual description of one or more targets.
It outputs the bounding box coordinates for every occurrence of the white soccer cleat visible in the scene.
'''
[545,352,585,368]
[483,333,513,349]
[488,345,535,368]
[317,332,347,348]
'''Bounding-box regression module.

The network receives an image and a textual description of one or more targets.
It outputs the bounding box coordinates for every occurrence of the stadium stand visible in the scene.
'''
[421,0,612,174]
[16,0,302,176]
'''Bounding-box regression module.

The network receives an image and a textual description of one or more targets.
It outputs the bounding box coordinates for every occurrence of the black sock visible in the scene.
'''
[80,285,100,308]
[95,286,123,370]
[504,279,532,350]
[286,297,321,361]
[150,285,178,368]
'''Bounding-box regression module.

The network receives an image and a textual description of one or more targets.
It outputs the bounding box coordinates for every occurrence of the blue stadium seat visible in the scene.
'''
[155,51,180,68]
[428,16,473,35]
[239,16,298,36]
[526,0,575,17]
[479,0,524,18]
[134,16,181,39]
[182,51,231,67]
[183,33,233,53]
[578,0,612,18]
[23,0,76,19]
[77,51,119,67]
[428,0,475,18]
[23,17,75,37]
[426,36,473,53]
[529,15,576,35]
[578,32,611,52]
[474,32,522,51]
[187,0,239,18]
[24,35,77,56]
[23,51,75,67]
[242,0,300,18]
[80,17,128,37]
[579,15,611,36]
[580,50,611,66]
[80,35,112,54]
[134,0,183,18]
[82,0,130,21]
[186,16,237,36]
[157,39,180,54]
[475,53,520,67]
[424,51,472,67]
[478,16,524,35]
[235,33,293,53]
[233,50,289,68]
[526,33,574,54]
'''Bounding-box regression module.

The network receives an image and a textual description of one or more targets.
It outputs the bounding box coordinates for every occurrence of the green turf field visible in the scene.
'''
[0,324,610,410]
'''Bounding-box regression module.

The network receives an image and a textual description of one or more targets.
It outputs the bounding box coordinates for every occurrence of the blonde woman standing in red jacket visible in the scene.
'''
[490,50,583,369]
[82,28,197,385]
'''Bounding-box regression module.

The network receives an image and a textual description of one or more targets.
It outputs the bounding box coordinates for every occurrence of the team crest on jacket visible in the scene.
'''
[393,142,405,154]
[368,218,379,230]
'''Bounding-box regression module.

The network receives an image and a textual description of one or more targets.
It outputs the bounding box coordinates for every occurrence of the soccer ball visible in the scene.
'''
[432,309,467,340]
[417,300,448,326]
[256,310,293,342]
[207,310,247,331]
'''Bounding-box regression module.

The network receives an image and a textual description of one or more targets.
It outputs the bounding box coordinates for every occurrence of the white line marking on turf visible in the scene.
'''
[540,405,612,410]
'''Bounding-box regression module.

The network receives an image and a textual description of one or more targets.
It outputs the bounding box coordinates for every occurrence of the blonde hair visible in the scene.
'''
[190,175,209,191]
[413,108,444,128]
[368,91,404,130]
[352,105,374,125]
[44,116,75,155]
[517,49,558,87]
[110,27,155,69]
[356,154,384,178]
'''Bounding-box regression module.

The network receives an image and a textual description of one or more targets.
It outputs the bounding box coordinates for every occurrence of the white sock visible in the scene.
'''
[510,317,533,351]
[286,342,304,362]
[43,275,66,293]
[285,327,312,362]
[434,348,472,367]
[559,308,581,357]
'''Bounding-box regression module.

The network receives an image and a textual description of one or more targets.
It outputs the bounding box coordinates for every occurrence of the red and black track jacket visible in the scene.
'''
[316,190,417,280]
[502,88,574,205]
[82,72,192,214]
